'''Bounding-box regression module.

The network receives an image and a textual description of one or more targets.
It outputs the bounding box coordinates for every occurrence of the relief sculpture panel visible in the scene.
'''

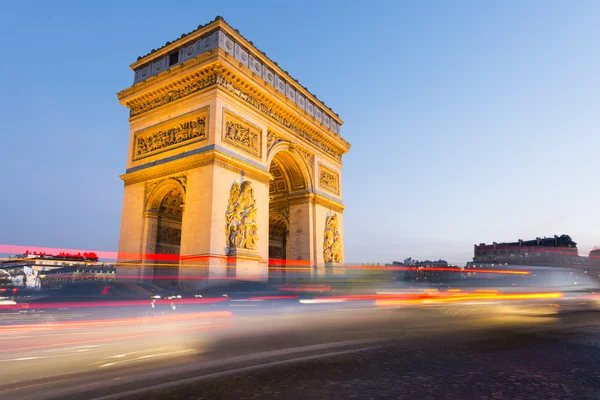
[318,164,340,195]
[133,108,208,160]
[323,214,342,263]
[158,227,182,244]
[267,130,285,154]
[225,181,259,251]
[223,110,262,158]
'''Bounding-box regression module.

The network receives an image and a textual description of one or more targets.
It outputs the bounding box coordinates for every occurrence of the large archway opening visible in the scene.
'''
[268,150,311,282]
[153,186,183,285]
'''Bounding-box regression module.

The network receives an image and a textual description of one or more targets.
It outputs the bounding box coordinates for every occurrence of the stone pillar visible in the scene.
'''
[140,209,159,280]
[287,198,314,275]
[178,166,214,286]
[116,182,146,281]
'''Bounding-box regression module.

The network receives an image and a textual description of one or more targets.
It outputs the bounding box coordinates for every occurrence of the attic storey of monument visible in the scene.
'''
[115,16,350,282]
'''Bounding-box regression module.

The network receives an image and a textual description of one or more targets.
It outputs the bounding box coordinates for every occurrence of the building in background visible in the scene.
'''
[391,258,463,285]
[42,265,116,286]
[466,234,600,269]
[0,252,113,288]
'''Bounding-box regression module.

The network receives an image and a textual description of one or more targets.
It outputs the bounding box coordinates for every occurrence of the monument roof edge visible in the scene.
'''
[129,16,343,124]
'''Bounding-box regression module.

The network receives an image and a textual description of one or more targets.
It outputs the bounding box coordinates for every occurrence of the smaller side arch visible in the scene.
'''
[267,144,314,193]
[146,178,186,211]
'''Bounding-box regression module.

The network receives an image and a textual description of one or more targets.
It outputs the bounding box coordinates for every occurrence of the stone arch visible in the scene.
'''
[267,144,314,193]
[146,178,186,212]
[143,177,186,285]
[268,146,313,196]
[268,148,314,277]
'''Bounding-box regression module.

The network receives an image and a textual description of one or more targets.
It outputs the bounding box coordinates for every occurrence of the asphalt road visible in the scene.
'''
[118,325,600,400]
[2,302,600,400]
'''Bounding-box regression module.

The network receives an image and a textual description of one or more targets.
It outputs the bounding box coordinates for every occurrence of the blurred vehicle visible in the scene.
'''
[436,266,600,323]
[8,281,161,320]
[136,282,183,299]
[195,280,301,308]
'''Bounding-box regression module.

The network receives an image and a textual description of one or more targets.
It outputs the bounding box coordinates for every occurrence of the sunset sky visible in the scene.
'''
[1,0,599,264]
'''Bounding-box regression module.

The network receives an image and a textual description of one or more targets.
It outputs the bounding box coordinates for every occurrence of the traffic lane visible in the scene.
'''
[0,298,580,385]
[0,311,232,388]
[2,301,597,399]
[114,324,600,400]
[42,307,600,400]
[0,305,476,399]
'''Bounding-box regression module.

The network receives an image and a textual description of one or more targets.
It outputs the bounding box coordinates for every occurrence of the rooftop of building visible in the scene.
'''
[130,16,341,121]
[476,234,577,249]
[3,251,99,263]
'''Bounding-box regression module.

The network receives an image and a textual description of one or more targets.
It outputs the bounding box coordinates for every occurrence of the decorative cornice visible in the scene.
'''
[280,192,345,213]
[314,193,345,213]
[121,61,349,163]
[129,16,342,126]
[214,69,347,161]
[121,149,271,186]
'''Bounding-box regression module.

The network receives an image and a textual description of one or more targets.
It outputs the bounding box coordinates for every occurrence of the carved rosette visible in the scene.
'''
[323,214,342,263]
[225,181,259,252]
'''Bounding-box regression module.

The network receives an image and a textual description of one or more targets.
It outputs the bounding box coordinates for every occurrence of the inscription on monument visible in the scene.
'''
[133,109,208,160]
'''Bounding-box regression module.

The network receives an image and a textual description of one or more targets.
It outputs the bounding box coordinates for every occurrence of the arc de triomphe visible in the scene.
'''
[116,16,350,283]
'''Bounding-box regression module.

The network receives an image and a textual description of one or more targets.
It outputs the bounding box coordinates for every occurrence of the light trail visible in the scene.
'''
[0,311,232,333]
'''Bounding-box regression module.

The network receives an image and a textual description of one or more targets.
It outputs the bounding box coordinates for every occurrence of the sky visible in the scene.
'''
[0,1,599,264]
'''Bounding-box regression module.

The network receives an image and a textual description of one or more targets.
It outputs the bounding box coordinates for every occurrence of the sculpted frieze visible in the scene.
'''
[129,73,218,117]
[216,74,343,161]
[223,110,262,158]
[134,110,208,160]
[126,70,344,162]
[158,227,182,244]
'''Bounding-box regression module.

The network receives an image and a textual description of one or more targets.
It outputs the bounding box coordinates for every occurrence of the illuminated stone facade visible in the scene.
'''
[116,17,350,282]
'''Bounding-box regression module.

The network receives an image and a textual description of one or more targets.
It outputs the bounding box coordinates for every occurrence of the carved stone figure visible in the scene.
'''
[323,214,342,263]
[267,130,285,153]
[135,116,207,158]
[224,120,259,154]
[225,181,258,251]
